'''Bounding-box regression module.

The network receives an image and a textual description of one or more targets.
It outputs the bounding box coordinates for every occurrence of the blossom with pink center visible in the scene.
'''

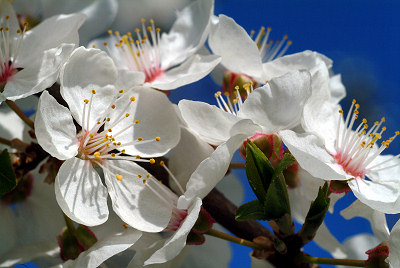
[281,99,400,214]
[35,47,181,231]
[90,0,221,90]
[0,0,85,103]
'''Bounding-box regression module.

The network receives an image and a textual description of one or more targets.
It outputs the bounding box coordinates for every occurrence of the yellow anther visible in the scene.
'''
[106,143,110,147]
[156,28,160,33]
[121,149,126,153]
[147,174,150,178]
[92,89,96,94]
[111,153,116,157]
[135,28,140,33]
[117,142,121,146]
[224,92,229,97]
[370,133,374,137]
[114,31,120,36]
[106,118,111,121]
[352,99,356,104]
[382,117,386,122]
[136,155,140,159]
[150,19,154,24]
[149,158,155,164]
[135,120,139,124]
[147,26,152,32]
[362,118,367,123]
[5,16,10,20]
[122,223,128,229]
[116,174,123,181]
[354,110,359,115]
[138,137,143,141]
[382,126,387,131]
[214,93,219,98]
[375,121,379,125]
[16,29,21,34]
[355,104,360,109]
[396,131,400,135]
[234,85,240,90]
[138,174,142,178]
[141,39,145,44]
[94,152,101,159]
[113,142,117,146]
[287,40,293,45]
[339,110,343,114]
[136,51,141,56]
[107,29,112,35]
[92,44,97,48]
[362,130,366,134]
[89,134,94,138]
[126,113,130,117]
[160,161,164,166]
[141,18,146,23]
[143,179,147,184]
[355,115,358,119]
[364,124,368,129]
[119,90,124,93]
[111,138,115,141]
[127,32,132,37]
[130,96,135,101]
[155,137,161,142]
[108,129,112,132]
[111,104,116,109]
[104,42,108,46]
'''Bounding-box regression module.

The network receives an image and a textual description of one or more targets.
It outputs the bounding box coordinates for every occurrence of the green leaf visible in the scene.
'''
[236,200,268,221]
[274,153,296,176]
[245,140,274,202]
[264,172,291,220]
[298,182,331,244]
[0,149,17,195]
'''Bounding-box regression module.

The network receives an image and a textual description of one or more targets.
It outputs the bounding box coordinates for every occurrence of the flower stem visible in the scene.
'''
[6,100,34,129]
[63,213,77,237]
[229,162,246,169]
[205,228,265,250]
[297,254,366,267]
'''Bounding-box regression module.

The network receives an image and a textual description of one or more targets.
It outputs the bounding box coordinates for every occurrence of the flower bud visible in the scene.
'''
[57,225,97,261]
[222,71,256,102]
[240,133,283,161]
[365,241,389,268]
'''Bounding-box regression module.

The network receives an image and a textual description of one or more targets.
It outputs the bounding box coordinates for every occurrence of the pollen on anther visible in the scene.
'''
[108,129,112,132]
[130,96,135,101]
[126,113,130,117]
[362,118,367,123]
[355,104,360,109]
[155,137,161,142]
[89,134,94,138]
[138,137,143,141]
[111,104,116,109]
[382,117,386,122]
[339,110,343,114]
[111,153,116,157]
[150,158,155,164]
[92,90,96,94]
[146,174,150,178]
[106,118,111,121]
[119,90,124,93]
[122,223,128,229]
[142,179,147,184]
[84,99,89,104]
[135,120,139,124]
[160,161,164,166]
[97,121,101,124]
[138,174,142,178]
[104,42,108,46]
[116,174,123,181]
[94,152,101,159]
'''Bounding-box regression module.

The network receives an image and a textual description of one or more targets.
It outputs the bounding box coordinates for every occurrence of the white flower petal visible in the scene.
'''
[179,99,254,145]
[178,133,248,209]
[18,13,85,66]
[63,229,142,268]
[116,69,145,89]
[389,219,400,268]
[329,74,346,104]
[313,223,347,259]
[160,0,213,68]
[78,0,118,45]
[5,43,75,101]
[208,14,263,79]
[55,158,109,226]
[340,234,380,262]
[35,91,78,160]
[145,198,202,265]
[169,127,214,193]
[150,54,221,90]
[0,1,20,40]
[340,200,390,242]
[280,130,350,181]
[238,70,311,132]
[60,47,118,130]
[106,87,180,157]
[103,160,173,233]
[348,178,400,214]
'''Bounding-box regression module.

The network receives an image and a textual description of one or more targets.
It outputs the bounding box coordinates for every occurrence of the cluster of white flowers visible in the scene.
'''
[0,0,399,267]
